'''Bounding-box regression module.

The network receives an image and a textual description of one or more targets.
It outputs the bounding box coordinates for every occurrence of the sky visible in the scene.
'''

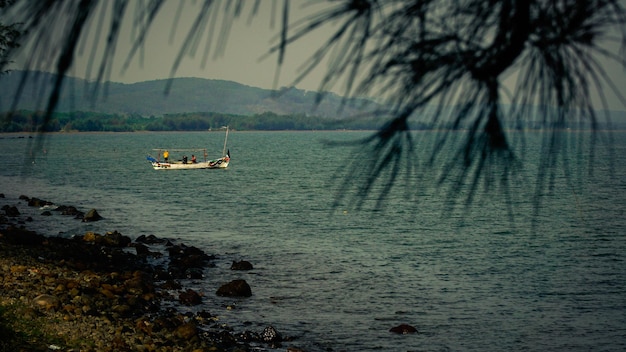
[71,1,335,92]
[6,0,626,111]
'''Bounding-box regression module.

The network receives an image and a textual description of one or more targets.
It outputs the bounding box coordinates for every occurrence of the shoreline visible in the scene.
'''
[0,193,299,352]
[2,128,626,138]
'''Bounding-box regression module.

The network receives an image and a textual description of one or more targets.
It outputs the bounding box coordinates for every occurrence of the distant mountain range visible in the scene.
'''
[2,70,625,129]
[0,71,378,118]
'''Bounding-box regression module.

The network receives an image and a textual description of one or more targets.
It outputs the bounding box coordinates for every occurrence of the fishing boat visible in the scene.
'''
[146,127,230,170]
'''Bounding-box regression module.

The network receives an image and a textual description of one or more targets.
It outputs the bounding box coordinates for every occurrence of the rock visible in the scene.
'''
[194,310,215,324]
[166,243,215,279]
[179,289,203,306]
[112,304,131,314]
[80,231,131,247]
[33,294,61,311]
[168,244,214,268]
[124,271,154,295]
[83,208,103,222]
[28,197,53,207]
[133,243,150,255]
[82,231,98,242]
[136,234,168,245]
[102,231,131,247]
[237,330,260,342]
[132,243,161,257]
[231,260,253,270]
[1,226,43,245]
[389,324,418,334]
[261,326,282,347]
[184,267,204,279]
[160,280,182,290]
[3,205,20,217]
[174,322,198,339]
[213,330,237,348]
[58,205,81,216]
[216,279,252,297]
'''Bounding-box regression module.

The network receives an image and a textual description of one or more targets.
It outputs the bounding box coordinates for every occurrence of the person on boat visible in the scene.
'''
[163,150,169,162]
[182,155,188,164]
[191,155,197,163]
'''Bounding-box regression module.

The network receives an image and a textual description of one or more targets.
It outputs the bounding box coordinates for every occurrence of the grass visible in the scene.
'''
[0,303,66,352]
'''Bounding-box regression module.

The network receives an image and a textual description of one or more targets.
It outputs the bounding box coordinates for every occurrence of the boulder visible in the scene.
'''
[102,231,131,247]
[136,234,169,245]
[124,271,154,295]
[81,231,131,247]
[231,260,254,270]
[216,279,252,297]
[2,205,20,217]
[261,326,283,348]
[179,289,203,306]
[389,324,418,334]
[184,267,204,279]
[82,231,98,242]
[1,226,43,245]
[133,243,161,257]
[237,330,260,342]
[58,205,81,216]
[33,294,60,311]
[169,244,214,265]
[174,322,198,339]
[83,208,103,222]
[28,197,53,207]
[167,244,215,278]
[160,280,182,290]
[261,325,282,343]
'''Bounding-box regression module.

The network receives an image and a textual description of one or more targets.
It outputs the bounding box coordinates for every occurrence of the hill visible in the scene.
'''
[0,71,378,118]
[2,71,625,131]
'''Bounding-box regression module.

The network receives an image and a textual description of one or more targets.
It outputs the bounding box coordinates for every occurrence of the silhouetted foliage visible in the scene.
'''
[281,1,626,210]
[0,0,20,74]
[1,0,625,211]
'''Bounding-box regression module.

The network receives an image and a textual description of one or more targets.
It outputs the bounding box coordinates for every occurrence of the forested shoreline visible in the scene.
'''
[1,110,409,132]
[4,109,625,133]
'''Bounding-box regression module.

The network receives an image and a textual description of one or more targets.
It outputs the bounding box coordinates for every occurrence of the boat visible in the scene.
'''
[146,127,230,170]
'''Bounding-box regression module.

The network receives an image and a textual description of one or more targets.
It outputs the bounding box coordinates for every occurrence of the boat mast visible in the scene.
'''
[222,126,229,157]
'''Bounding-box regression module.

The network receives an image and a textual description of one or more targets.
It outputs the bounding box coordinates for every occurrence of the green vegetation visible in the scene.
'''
[0,303,66,352]
[1,110,414,132]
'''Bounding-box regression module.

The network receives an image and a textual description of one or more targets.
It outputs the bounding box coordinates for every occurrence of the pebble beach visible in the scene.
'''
[0,193,301,352]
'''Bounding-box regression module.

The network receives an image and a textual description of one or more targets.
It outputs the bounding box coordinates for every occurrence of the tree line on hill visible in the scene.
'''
[4,109,624,133]
[1,110,435,133]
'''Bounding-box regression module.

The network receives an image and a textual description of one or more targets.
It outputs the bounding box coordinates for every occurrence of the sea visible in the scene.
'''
[1,130,625,352]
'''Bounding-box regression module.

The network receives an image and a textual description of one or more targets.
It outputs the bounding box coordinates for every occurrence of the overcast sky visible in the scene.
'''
[8,0,626,111]
[67,1,334,92]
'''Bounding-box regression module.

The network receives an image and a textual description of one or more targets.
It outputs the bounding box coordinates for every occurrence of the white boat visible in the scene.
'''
[147,127,231,170]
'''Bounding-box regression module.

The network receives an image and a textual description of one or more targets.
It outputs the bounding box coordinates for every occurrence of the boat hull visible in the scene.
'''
[151,157,229,170]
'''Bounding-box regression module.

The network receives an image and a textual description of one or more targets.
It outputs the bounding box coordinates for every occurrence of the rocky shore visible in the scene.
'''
[0,194,301,352]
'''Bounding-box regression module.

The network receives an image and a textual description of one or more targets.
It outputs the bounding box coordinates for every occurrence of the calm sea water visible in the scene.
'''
[1,131,625,351]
